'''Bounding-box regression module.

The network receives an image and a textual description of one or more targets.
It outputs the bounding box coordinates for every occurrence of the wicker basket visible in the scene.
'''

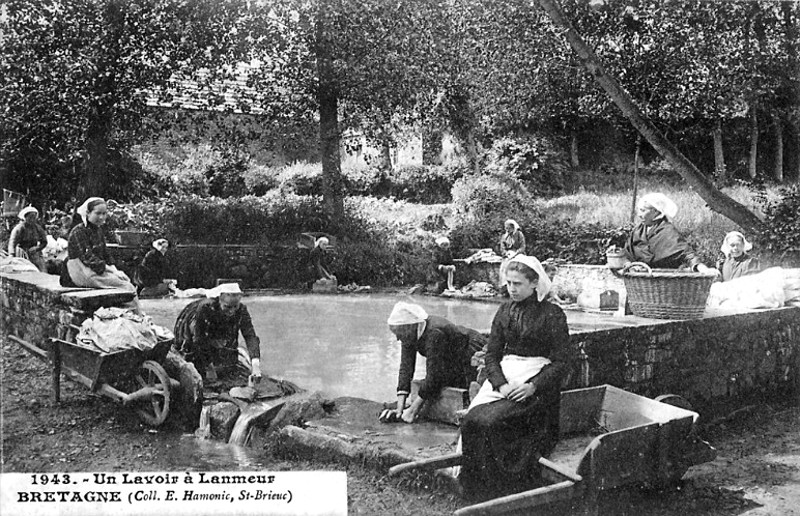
[621,262,715,319]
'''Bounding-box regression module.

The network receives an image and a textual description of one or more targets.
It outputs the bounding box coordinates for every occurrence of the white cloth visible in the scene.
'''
[640,193,678,220]
[18,206,38,220]
[720,231,753,256]
[76,307,169,353]
[77,197,105,224]
[707,267,786,309]
[504,219,520,231]
[508,254,551,302]
[466,355,551,411]
[435,236,450,246]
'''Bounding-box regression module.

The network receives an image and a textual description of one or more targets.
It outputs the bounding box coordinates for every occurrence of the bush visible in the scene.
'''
[159,193,330,245]
[757,184,800,265]
[387,164,464,203]
[205,155,249,198]
[276,162,323,196]
[483,134,569,196]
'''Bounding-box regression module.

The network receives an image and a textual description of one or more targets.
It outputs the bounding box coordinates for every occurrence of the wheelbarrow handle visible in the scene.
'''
[388,452,463,477]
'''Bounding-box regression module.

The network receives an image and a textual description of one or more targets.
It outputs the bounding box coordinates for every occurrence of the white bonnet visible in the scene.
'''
[720,231,753,255]
[508,254,551,302]
[387,302,428,326]
[639,193,678,220]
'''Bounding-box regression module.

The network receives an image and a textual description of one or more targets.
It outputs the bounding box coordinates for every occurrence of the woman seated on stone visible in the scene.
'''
[498,219,526,295]
[382,302,486,424]
[173,283,262,384]
[716,231,760,282]
[8,206,48,272]
[434,236,456,292]
[134,238,170,296]
[63,197,137,294]
[621,193,714,273]
[459,254,570,501]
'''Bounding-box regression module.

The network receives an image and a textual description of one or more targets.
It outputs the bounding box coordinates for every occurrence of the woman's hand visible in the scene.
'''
[502,382,537,402]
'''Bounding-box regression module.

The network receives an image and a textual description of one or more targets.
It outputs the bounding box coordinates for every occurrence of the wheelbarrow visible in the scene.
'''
[10,333,179,426]
[388,384,717,515]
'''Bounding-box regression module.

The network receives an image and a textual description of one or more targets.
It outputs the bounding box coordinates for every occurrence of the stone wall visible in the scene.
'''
[1,271,135,348]
[566,306,800,413]
[107,244,304,289]
[551,264,626,302]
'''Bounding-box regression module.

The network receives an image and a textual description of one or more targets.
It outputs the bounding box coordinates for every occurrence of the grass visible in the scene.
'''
[350,178,784,265]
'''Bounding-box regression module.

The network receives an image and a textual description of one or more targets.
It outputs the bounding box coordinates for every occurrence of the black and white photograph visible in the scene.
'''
[1,0,800,514]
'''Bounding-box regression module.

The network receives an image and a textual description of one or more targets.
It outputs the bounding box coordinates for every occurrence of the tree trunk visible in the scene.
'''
[749,106,758,179]
[463,130,480,174]
[422,126,443,165]
[534,0,763,232]
[630,135,641,224]
[783,0,800,182]
[380,136,394,171]
[713,119,726,182]
[77,116,112,200]
[315,10,344,225]
[570,130,580,168]
[774,114,784,182]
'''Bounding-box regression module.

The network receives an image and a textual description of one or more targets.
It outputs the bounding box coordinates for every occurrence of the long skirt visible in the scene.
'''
[67,259,136,293]
[459,382,561,502]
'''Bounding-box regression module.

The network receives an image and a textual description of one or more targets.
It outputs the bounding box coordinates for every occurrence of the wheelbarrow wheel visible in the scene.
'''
[134,360,171,426]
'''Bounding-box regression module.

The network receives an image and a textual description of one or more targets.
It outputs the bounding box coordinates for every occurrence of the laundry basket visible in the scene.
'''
[621,262,715,319]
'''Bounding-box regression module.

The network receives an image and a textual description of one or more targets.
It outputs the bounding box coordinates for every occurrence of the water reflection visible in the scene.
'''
[142,294,498,401]
[156,433,267,470]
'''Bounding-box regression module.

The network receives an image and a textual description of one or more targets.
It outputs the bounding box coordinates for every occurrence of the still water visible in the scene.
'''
[141,294,499,402]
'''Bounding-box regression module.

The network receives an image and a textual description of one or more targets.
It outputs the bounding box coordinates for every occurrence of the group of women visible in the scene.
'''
[387,191,763,502]
[621,192,759,282]
[6,197,170,294]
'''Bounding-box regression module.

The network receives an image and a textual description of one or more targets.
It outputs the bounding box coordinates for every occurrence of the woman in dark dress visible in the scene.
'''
[622,193,714,272]
[434,236,456,292]
[8,206,48,271]
[459,254,570,501]
[383,302,486,423]
[135,238,170,295]
[63,197,136,293]
[716,231,760,282]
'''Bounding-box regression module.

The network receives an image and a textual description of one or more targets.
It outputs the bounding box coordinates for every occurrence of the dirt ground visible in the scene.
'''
[2,337,799,516]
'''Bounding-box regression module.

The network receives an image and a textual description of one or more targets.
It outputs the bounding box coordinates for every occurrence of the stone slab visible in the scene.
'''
[286,397,459,467]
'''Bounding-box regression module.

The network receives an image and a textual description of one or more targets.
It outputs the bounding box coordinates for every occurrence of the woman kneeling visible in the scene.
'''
[459,254,570,501]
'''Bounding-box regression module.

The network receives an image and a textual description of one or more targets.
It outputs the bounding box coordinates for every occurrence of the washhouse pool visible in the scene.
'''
[141,294,498,401]
[141,294,650,401]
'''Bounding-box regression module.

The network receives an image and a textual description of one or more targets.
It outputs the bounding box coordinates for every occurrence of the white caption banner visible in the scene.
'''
[1,471,347,516]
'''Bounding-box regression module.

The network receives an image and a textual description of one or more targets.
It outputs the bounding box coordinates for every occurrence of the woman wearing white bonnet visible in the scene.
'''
[8,206,48,271]
[381,301,486,424]
[173,282,263,383]
[134,238,171,296]
[459,254,569,500]
[63,197,138,297]
[716,231,759,282]
[310,236,335,282]
[621,192,714,272]
[434,236,456,292]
